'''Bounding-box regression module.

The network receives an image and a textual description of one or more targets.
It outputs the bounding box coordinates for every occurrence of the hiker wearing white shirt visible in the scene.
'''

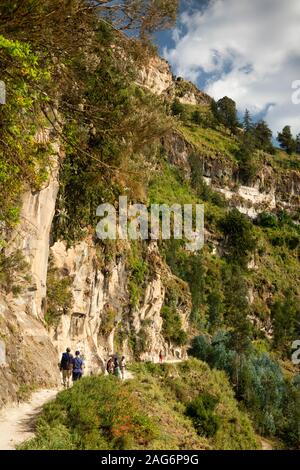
[120,356,126,380]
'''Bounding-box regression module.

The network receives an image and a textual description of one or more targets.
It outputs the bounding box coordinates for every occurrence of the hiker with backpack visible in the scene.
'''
[106,357,114,375]
[60,347,73,388]
[113,357,122,379]
[72,350,84,382]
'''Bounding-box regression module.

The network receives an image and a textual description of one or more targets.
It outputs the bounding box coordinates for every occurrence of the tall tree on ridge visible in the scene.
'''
[214,96,239,134]
[277,126,296,155]
[243,109,253,133]
[253,120,274,154]
[296,134,300,155]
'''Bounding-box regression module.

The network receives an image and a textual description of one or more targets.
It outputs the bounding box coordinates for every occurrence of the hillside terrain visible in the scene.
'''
[0,1,299,450]
[20,360,259,450]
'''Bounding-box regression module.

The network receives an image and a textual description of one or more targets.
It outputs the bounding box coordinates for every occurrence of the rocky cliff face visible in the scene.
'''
[141,58,300,218]
[0,123,190,405]
[139,56,174,96]
[1,54,299,409]
[49,239,189,375]
[163,131,300,218]
[0,136,62,406]
[139,57,211,106]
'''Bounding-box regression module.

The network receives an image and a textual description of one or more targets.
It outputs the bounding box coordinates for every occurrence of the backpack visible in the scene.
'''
[73,356,83,372]
[61,352,73,370]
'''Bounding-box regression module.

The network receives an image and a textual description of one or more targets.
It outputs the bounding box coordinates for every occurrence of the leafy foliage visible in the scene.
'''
[186,393,220,437]
[0,1,178,43]
[0,249,30,295]
[45,262,73,326]
[21,360,259,450]
[212,96,239,134]
[0,35,51,227]
[219,209,256,266]
[160,305,188,346]
[20,375,158,450]
[252,120,274,154]
[171,98,185,118]
[277,126,297,155]
[235,135,259,184]
[271,291,300,356]
[189,333,300,447]
[160,280,188,346]
[128,249,149,308]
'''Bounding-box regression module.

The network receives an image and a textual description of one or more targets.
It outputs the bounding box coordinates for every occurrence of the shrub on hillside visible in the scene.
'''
[171,99,185,118]
[186,393,220,437]
[189,332,299,445]
[160,305,188,346]
[188,335,212,363]
[271,292,300,356]
[20,376,158,450]
[219,209,256,266]
[256,212,278,228]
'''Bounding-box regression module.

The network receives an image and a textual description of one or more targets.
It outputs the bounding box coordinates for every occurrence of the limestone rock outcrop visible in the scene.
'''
[139,57,211,106]
[0,137,62,406]
[49,239,189,375]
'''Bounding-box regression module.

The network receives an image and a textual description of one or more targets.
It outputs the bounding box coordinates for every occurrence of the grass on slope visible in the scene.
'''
[20,360,259,450]
[178,104,300,173]
[179,124,240,162]
[148,162,196,206]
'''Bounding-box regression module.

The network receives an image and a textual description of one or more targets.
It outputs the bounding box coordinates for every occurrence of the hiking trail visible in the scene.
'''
[261,438,273,451]
[0,372,134,450]
[0,389,58,450]
[0,359,181,450]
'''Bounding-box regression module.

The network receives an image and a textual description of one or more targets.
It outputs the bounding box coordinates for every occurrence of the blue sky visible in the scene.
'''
[155,0,300,137]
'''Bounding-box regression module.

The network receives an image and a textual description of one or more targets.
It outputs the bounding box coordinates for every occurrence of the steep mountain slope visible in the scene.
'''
[20,360,259,451]
[0,3,299,449]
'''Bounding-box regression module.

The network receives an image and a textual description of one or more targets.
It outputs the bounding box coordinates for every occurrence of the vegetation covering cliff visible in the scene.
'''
[0,1,299,450]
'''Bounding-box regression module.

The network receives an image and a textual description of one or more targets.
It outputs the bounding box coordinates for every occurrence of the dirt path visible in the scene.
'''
[124,370,134,380]
[0,389,58,450]
[0,361,180,450]
[0,370,134,450]
[261,438,273,451]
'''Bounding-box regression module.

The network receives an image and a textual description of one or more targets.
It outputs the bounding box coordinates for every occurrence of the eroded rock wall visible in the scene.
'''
[49,239,189,374]
[0,140,62,406]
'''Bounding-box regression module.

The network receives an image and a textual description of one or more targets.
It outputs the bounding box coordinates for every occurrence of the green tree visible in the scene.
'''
[236,134,258,184]
[171,98,185,118]
[243,109,253,133]
[191,109,202,125]
[277,126,296,154]
[207,290,224,332]
[214,96,239,133]
[253,120,274,153]
[219,209,256,266]
[271,291,300,356]
[296,134,300,154]
[222,264,252,354]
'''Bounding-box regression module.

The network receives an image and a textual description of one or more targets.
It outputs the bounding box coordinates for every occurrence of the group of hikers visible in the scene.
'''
[59,348,84,388]
[59,348,127,387]
[106,356,126,380]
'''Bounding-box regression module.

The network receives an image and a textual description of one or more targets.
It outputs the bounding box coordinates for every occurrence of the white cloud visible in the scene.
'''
[164,0,300,136]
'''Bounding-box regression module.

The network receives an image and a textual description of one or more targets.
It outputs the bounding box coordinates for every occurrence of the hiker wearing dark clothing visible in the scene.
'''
[60,348,73,388]
[106,357,114,375]
[113,357,121,379]
[72,351,84,382]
